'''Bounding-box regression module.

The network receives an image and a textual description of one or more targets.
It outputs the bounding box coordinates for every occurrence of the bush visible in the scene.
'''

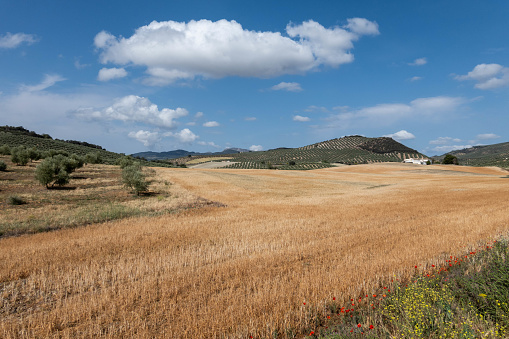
[0,160,6,171]
[35,155,77,188]
[115,155,135,169]
[288,160,296,166]
[7,195,26,205]
[0,145,11,155]
[443,154,459,165]
[85,152,103,164]
[11,146,29,166]
[122,163,149,195]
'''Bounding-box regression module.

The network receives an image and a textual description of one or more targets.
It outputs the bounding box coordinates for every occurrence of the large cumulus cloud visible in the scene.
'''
[94,18,379,85]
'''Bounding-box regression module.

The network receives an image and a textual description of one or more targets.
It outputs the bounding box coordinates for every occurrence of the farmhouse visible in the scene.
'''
[403,158,429,165]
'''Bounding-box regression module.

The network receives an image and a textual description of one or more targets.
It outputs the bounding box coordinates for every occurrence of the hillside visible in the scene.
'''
[175,136,426,169]
[0,126,169,166]
[436,142,509,168]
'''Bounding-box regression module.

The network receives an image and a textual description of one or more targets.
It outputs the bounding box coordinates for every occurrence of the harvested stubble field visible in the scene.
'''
[1,163,509,338]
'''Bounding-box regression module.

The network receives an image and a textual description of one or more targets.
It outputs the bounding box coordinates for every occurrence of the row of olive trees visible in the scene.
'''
[0,144,104,166]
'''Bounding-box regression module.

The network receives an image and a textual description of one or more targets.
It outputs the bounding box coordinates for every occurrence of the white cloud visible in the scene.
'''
[410,76,422,82]
[409,57,427,66]
[94,18,379,84]
[324,96,465,129]
[293,115,310,122]
[74,58,90,69]
[455,63,509,90]
[203,121,220,127]
[194,112,204,119]
[244,117,257,121]
[197,141,221,148]
[97,67,128,81]
[429,137,462,145]
[476,133,500,140]
[165,128,198,143]
[383,130,415,140]
[271,82,303,92]
[0,32,37,49]
[72,95,188,129]
[20,74,66,92]
[128,130,160,147]
[344,18,380,36]
[304,105,329,113]
[249,145,263,151]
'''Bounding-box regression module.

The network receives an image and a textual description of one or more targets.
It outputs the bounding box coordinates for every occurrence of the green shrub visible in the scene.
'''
[122,162,149,195]
[85,152,103,164]
[7,195,26,205]
[35,155,76,188]
[0,160,6,171]
[288,160,296,166]
[115,155,135,169]
[443,154,459,165]
[11,146,29,165]
[0,144,11,155]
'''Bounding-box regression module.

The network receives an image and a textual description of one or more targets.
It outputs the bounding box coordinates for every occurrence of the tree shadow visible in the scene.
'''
[48,186,77,190]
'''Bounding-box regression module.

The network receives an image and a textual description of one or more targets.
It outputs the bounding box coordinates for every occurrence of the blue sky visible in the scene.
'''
[0,0,508,156]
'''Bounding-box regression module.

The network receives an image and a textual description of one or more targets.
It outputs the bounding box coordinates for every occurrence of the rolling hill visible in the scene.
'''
[0,126,170,166]
[174,135,427,169]
[436,142,509,168]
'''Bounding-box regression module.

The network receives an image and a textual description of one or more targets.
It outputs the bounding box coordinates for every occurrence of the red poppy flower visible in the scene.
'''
[358,324,362,328]
[370,325,374,329]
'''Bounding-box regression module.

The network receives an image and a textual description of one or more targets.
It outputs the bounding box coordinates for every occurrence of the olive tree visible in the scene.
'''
[121,162,149,195]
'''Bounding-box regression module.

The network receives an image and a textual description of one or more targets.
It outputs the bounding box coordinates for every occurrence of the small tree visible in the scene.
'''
[35,155,74,188]
[11,146,30,166]
[0,145,11,155]
[122,163,149,195]
[0,160,6,171]
[443,154,459,165]
[27,147,41,162]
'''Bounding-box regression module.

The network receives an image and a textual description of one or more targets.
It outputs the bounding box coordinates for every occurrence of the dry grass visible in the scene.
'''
[0,156,203,236]
[1,163,509,338]
[186,157,233,165]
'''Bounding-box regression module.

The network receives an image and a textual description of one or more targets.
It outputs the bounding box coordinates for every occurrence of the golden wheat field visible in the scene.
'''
[1,163,509,338]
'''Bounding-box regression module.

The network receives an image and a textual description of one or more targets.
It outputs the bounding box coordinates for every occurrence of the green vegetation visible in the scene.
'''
[203,136,424,170]
[311,237,509,338]
[435,141,509,168]
[443,154,459,165]
[35,154,84,188]
[0,126,174,167]
[0,160,6,171]
[121,162,150,195]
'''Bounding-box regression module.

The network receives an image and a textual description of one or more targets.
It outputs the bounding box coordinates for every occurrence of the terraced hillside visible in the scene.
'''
[437,141,509,168]
[180,136,426,169]
[0,126,170,167]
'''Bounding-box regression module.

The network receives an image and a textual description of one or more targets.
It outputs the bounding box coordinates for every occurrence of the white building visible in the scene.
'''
[403,158,429,165]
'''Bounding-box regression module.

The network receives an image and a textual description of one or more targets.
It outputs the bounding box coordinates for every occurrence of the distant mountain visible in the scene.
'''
[435,141,509,168]
[131,147,250,160]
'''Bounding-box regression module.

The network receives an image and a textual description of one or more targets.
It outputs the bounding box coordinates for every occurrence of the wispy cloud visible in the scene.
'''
[293,115,310,122]
[408,57,427,66]
[20,74,66,92]
[0,32,38,49]
[271,82,303,92]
